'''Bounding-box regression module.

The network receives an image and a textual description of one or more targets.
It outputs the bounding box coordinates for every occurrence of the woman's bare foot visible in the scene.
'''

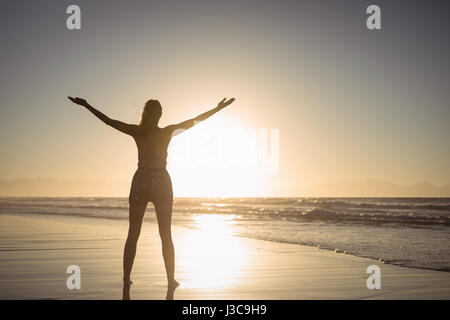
[166,280,179,300]
[122,280,133,300]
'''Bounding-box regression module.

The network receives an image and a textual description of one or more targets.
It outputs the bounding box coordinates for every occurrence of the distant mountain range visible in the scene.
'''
[0,178,449,197]
[0,178,128,197]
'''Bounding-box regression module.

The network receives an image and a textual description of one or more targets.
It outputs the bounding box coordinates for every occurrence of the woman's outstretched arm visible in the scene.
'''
[68,97,142,136]
[165,97,235,136]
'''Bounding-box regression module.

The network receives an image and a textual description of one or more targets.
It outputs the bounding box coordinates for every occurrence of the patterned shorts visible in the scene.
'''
[129,167,173,205]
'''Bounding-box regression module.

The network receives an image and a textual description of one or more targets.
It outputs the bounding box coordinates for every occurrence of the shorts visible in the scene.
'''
[129,167,173,205]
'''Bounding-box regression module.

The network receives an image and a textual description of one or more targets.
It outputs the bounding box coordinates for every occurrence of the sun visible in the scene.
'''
[167,116,266,197]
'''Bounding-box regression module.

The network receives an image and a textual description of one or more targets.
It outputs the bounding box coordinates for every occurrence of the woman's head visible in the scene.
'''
[140,99,162,127]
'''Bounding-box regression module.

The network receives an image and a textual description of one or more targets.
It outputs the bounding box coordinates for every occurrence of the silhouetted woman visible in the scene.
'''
[68,96,235,299]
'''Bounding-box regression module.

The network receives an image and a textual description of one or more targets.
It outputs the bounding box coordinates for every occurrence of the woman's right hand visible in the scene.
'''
[68,96,89,107]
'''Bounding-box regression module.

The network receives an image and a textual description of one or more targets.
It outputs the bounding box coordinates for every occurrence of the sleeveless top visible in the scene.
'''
[133,127,172,169]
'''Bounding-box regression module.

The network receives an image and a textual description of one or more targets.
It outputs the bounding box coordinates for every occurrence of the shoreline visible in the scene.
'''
[2,211,449,274]
[0,213,449,299]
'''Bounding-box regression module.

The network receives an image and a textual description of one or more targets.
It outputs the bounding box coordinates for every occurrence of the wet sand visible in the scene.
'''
[0,214,449,299]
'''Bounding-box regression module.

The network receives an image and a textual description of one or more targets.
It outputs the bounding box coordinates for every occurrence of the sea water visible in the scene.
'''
[1,197,449,271]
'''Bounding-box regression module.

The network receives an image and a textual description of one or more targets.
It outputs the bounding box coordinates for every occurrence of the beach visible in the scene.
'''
[0,213,449,300]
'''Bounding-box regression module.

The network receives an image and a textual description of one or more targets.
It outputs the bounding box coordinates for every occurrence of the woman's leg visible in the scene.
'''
[154,200,178,299]
[122,201,147,299]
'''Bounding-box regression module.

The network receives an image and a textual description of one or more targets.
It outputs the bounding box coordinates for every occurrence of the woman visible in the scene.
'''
[68,96,235,299]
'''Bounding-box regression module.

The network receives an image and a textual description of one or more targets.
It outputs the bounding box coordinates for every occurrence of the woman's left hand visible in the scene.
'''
[217,97,235,109]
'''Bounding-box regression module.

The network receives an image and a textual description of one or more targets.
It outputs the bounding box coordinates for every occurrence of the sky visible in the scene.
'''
[0,0,449,197]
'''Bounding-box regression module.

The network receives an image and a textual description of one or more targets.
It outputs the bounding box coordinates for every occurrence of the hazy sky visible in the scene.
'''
[1,0,449,196]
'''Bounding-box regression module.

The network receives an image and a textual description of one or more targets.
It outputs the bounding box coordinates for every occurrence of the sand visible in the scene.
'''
[0,213,449,300]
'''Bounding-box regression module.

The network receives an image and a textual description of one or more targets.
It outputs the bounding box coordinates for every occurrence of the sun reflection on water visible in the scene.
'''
[177,214,248,289]
[193,213,238,235]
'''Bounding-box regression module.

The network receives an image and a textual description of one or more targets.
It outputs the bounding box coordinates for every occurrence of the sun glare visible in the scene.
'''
[167,116,269,197]
[177,214,248,289]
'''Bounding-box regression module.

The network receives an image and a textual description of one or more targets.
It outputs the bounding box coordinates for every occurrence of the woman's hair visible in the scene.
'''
[140,99,162,126]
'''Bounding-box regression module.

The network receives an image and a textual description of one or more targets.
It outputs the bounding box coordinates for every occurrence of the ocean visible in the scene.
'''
[0,197,449,272]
